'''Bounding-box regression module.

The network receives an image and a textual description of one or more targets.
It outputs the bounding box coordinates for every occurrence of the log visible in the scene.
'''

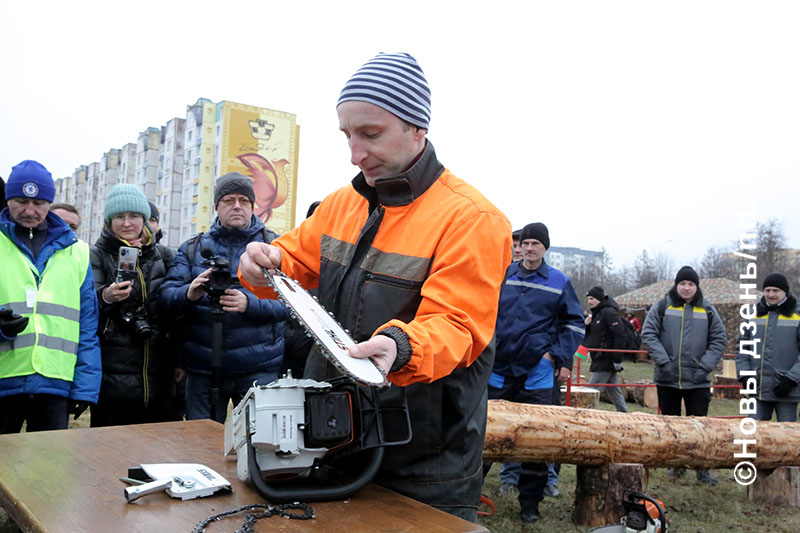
[712,375,741,400]
[560,386,600,409]
[630,380,659,408]
[747,467,800,507]
[598,376,633,403]
[484,400,800,468]
[572,464,643,526]
[722,359,738,378]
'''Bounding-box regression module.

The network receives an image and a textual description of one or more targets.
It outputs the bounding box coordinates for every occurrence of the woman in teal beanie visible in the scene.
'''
[89,184,177,426]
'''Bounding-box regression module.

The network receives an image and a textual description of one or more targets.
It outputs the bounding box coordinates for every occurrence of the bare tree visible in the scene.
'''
[634,250,658,288]
[700,245,737,280]
[756,219,800,289]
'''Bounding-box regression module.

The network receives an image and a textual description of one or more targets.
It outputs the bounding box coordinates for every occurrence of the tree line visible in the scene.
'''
[565,219,799,305]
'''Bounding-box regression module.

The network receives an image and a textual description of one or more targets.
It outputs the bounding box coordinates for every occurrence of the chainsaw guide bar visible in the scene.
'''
[267,269,387,386]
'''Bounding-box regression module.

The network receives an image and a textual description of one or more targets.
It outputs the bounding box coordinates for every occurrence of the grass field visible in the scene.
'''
[2,362,798,532]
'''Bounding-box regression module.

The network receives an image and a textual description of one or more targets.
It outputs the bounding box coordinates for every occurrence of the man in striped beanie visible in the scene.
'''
[239,52,511,522]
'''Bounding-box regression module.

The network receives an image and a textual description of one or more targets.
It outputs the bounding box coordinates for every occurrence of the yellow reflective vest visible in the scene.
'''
[0,231,90,382]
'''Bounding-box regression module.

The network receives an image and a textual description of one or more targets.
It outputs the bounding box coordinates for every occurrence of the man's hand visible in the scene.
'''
[186,268,212,302]
[239,242,282,287]
[219,289,248,313]
[102,281,133,303]
[774,375,797,398]
[349,335,398,376]
[557,366,571,383]
[69,401,91,420]
[0,308,29,337]
[542,352,554,363]
[174,368,186,383]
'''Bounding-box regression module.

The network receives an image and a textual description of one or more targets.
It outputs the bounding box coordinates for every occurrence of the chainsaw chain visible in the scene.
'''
[192,502,314,533]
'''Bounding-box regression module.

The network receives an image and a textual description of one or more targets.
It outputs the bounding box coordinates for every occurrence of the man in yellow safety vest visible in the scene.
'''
[0,159,101,433]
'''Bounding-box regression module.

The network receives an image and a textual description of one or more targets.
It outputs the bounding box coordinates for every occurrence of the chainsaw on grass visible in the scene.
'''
[590,491,667,533]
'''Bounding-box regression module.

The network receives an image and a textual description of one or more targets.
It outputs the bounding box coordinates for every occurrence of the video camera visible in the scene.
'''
[199,248,232,307]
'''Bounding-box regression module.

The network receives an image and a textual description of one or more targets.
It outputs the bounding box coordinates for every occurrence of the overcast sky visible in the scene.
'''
[2,1,797,269]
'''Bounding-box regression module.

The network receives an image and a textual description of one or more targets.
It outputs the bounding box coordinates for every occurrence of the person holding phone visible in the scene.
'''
[89,184,176,427]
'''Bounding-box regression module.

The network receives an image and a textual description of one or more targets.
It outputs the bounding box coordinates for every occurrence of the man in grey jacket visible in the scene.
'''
[641,265,726,485]
[736,273,800,422]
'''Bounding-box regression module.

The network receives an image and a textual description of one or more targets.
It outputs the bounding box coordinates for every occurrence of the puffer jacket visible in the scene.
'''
[241,141,511,515]
[493,260,585,377]
[91,225,175,406]
[736,294,800,401]
[641,286,726,389]
[584,297,624,372]
[159,215,287,376]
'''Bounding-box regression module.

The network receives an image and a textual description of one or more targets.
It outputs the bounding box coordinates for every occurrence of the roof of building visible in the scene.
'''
[614,277,753,308]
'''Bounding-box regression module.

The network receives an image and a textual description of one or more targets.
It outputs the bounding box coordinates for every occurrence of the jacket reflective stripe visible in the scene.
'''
[506,280,563,295]
[321,235,429,282]
[0,333,78,354]
[0,300,80,323]
[567,324,586,335]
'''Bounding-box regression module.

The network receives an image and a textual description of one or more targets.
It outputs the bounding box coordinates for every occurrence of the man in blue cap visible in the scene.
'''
[0,160,102,433]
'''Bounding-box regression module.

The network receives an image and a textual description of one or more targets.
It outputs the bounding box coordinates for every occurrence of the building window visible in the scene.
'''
[187,130,193,141]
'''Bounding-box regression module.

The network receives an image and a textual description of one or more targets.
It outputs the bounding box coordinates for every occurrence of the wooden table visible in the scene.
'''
[0,421,486,532]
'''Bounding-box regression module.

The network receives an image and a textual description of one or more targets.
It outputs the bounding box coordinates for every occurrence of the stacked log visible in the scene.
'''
[712,375,741,400]
[629,380,659,408]
[560,386,600,409]
[484,400,800,468]
[572,464,643,526]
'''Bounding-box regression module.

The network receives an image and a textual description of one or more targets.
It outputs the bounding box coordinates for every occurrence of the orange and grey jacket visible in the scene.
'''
[241,141,511,513]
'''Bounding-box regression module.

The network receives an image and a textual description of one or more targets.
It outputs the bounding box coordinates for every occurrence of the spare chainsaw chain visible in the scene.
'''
[192,502,314,533]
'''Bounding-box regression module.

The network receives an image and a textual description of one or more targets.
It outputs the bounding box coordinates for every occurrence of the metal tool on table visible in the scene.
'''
[123,463,232,502]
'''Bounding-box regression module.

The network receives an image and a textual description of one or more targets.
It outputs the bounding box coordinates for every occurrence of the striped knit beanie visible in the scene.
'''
[338,52,431,130]
[104,183,150,224]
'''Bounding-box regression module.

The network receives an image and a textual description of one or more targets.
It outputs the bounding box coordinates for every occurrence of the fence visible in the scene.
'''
[566,348,741,417]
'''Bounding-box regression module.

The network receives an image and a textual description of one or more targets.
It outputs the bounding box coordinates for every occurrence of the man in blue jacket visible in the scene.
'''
[0,160,101,433]
[159,172,288,423]
[487,222,585,524]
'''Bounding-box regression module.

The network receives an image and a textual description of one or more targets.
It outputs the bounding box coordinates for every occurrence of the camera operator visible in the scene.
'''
[160,172,288,423]
[90,184,176,427]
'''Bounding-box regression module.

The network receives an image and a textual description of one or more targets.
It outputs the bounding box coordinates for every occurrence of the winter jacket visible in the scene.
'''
[493,260,585,379]
[0,209,101,402]
[736,294,800,402]
[91,225,175,406]
[584,297,625,372]
[240,141,511,514]
[641,286,726,389]
[159,215,287,376]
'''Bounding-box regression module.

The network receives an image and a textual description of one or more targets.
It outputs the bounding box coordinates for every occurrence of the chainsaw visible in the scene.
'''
[590,491,668,533]
[224,270,412,502]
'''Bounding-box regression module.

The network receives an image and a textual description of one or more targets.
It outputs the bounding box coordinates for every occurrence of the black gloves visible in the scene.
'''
[69,401,91,420]
[773,375,797,398]
[0,308,29,338]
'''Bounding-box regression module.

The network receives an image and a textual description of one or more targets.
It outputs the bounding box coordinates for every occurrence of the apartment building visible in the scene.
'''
[53,98,299,249]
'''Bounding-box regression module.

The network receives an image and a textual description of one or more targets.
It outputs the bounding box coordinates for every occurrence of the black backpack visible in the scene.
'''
[614,315,642,351]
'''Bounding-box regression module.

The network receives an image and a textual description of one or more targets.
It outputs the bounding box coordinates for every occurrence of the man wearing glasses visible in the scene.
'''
[160,172,288,423]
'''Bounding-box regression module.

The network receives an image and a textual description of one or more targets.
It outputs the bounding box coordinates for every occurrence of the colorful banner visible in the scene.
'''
[219,101,299,234]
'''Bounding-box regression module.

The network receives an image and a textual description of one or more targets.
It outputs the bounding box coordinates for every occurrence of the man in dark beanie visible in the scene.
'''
[641,265,726,484]
[238,52,511,522]
[583,286,629,413]
[487,221,584,522]
[160,171,287,424]
[147,201,164,244]
[736,273,800,422]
